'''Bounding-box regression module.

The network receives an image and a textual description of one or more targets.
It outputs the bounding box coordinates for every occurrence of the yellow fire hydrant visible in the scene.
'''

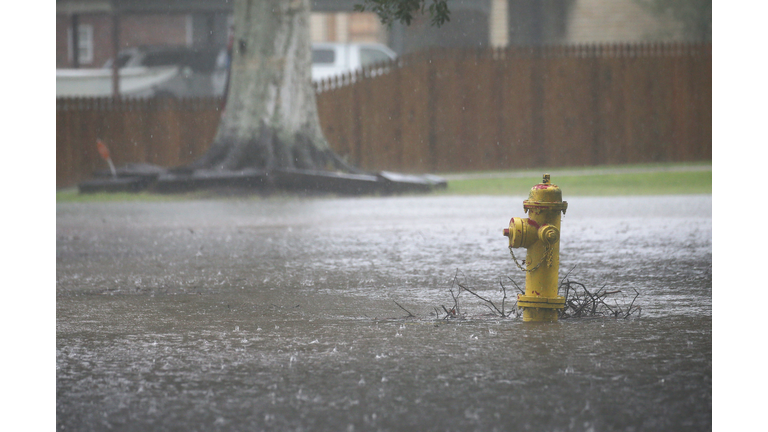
[503,174,568,322]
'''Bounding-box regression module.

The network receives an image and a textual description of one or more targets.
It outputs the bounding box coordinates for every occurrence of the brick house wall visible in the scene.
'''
[120,15,190,50]
[58,11,385,70]
[56,13,191,69]
[56,14,117,68]
[56,15,73,67]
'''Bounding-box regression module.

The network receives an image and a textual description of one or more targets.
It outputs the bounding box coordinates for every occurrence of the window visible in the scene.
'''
[68,23,94,65]
[312,49,335,65]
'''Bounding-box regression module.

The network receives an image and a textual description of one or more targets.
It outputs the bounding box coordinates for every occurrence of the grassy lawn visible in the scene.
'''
[441,169,711,196]
[57,163,711,202]
[56,189,208,203]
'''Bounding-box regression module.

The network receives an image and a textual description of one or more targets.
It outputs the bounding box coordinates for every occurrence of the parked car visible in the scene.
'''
[102,46,228,98]
[57,45,227,98]
[57,43,396,98]
[105,43,397,93]
[311,43,397,82]
[56,66,180,98]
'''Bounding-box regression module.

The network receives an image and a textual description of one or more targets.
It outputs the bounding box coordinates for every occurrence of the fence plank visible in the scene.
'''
[431,52,463,172]
[399,56,430,172]
[499,47,536,170]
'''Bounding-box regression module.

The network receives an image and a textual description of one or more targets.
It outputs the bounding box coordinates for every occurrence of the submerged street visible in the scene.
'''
[56,194,711,431]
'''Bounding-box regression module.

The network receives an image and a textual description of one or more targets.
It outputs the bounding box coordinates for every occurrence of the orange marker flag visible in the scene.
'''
[96,138,117,178]
[96,138,111,160]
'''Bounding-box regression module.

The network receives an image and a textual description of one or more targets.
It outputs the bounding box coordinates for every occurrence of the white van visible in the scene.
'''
[311,43,397,82]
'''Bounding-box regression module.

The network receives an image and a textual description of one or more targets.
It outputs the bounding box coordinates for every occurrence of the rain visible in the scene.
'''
[55,194,711,431]
[45,1,726,431]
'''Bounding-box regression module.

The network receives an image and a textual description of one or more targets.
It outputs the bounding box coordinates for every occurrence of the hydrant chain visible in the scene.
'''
[508,244,552,273]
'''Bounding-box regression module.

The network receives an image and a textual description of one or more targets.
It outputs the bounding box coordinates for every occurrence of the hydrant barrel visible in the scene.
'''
[503,174,568,322]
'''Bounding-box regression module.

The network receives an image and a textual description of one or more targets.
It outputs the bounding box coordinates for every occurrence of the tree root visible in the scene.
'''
[176,123,365,175]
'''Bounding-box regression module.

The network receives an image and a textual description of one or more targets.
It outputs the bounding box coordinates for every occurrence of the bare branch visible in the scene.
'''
[393,300,416,318]
[459,281,505,317]
[507,277,524,295]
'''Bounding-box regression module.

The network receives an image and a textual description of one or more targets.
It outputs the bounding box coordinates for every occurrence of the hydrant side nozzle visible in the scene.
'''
[503,217,514,237]
[507,217,540,249]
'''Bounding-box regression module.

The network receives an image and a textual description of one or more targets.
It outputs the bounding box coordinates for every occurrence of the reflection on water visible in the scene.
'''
[57,195,711,431]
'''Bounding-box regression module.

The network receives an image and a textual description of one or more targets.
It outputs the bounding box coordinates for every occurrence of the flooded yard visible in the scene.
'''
[56,194,711,431]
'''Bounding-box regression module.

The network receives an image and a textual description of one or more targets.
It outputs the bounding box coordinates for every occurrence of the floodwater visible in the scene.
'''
[56,194,711,431]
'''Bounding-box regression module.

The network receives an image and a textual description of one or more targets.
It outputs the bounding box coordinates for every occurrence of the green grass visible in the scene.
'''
[56,188,312,203]
[58,189,166,203]
[55,189,233,203]
[57,163,712,202]
[441,170,711,196]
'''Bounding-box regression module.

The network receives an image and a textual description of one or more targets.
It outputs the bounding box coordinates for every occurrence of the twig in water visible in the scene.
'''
[458,281,510,318]
[440,269,463,319]
[507,276,525,295]
[558,278,642,319]
[393,300,416,318]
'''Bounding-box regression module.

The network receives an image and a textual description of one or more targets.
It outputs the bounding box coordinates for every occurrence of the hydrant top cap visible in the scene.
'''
[524,174,567,213]
[528,185,562,203]
[529,174,563,202]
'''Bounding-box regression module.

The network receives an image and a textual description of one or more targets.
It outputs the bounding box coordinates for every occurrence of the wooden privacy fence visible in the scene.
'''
[316,42,711,173]
[57,97,222,187]
[57,42,711,188]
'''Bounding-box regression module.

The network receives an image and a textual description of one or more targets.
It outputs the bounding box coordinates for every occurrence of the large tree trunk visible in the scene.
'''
[186,0,354,173]
[78,0,447,194]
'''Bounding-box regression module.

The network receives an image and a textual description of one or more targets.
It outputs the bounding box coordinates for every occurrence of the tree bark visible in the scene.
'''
[186,0,355,173]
